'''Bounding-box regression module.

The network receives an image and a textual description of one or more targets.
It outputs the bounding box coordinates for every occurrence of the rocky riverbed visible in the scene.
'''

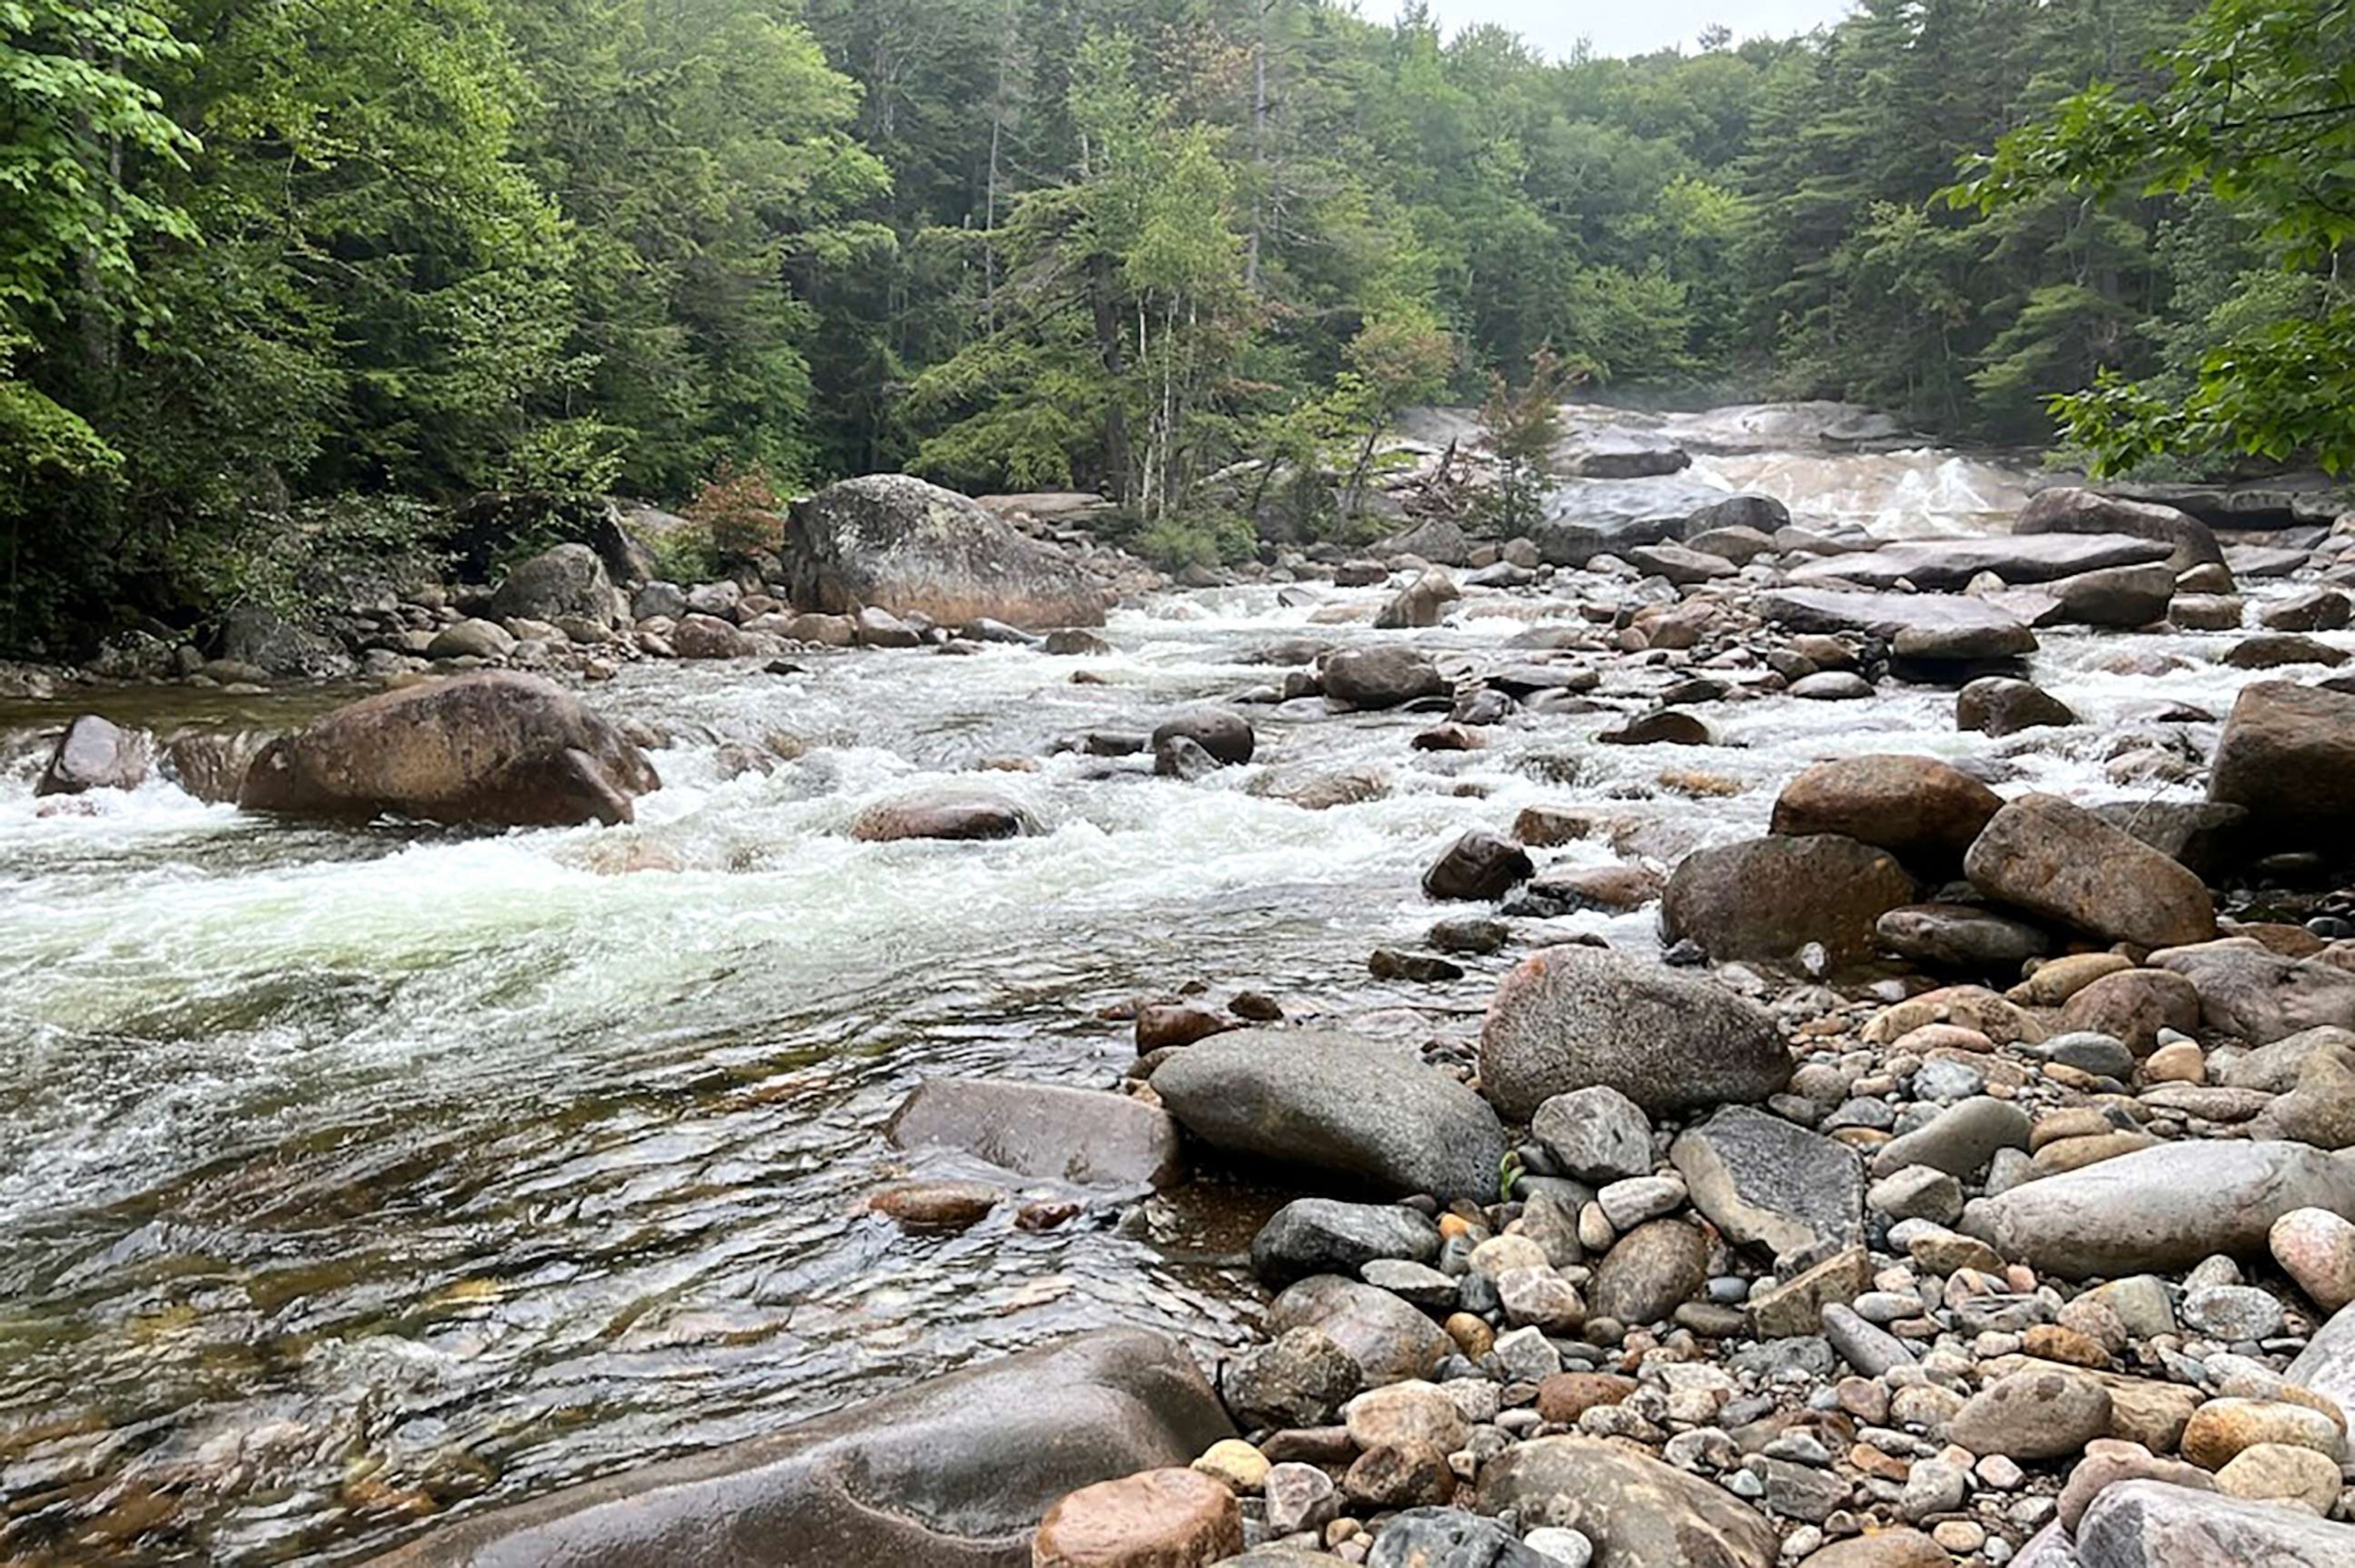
[6,406,2355,1567]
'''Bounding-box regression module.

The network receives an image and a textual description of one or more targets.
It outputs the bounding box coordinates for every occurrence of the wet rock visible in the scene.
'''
[1761,589,2037,658]
[884,1078,1184,1189]
[2209,682,2355,859]
[1375,568,1463,629]
[1588,1219,1711,1325]
[1136,1005,1233,1051]
[2173,593,2246,630]
[1478,944,1792,1119]
[1877,903,2051,969]
[1532,1087,1654,1184]
[2222,633,2347,669]
[1221,1327,1365,1428]
[35,714,149,796]
[1598,709,1714,746]
[672,612,760,658]
[1033,1465,1242,1567]
[362,1328,1231,1568]
[2076,1478,2355,1566]
[2048,563,2178,627]
[1791,533,2173,590]
[1670,1106,1864,1258]
[1247,766,1390,811]
[1322,647,1450,710]
[1475,1435,1779,1568]
[869,1179,1000,1230]
[2015,488,2225,572]
[1965,793,2215,950]
[2261,589,2352,633]
[1948,1369,2113,1460]
[787,474,1107,630]
[161,728,271,805]
[852,789,1032,842]
[240,673,659,828]
[491,543,620,628]
[1769,755,2002,877]
[1151,710,1254,768]
[1424,830,1534,901]
[1250,1200,1441,1288]
[1958,677,2079,736]
[1662,835,1916,969]
[1151,1028,1507,1200]
[1961,1140,2355,1278]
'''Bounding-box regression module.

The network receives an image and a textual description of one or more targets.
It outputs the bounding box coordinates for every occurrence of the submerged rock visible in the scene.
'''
[238,673,659,827]
[787,474,1108,630]
[362,1328,1231,1568]
[1479,943,1792,1119]
[884,1078,1184,1189]
[1151,1028,1507,1200]
[852,789,1033,842]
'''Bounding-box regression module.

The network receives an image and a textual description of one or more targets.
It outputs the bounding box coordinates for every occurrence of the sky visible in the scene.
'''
[1387,0,1858,60]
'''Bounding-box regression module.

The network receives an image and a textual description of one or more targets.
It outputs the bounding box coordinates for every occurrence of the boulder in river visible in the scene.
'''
[1788,533,2173,591]
[1150,1028,1507,1201]
[2015,487,2226,572]
[491,542,622,628]
[2208,682,2355,859]
[1150,710,1254,767]
[35,714,149,796]
[1423,830,1533,900]
[1960,1140,2355,1278]
[1769,754,2002,877]
[852,789,1033,842]
[1957,677,2078,736]
[361,1327,1231,1568]
[1479,943,1792,1119]
[2047,562,2178,628]
[238,673,659,828]
[1662,834,1916,969]
[1475,1435,1779,1568]
[1322,646,1449,710]
[162,728,273,805]
[787,474,1108,631]
[884,1078,1184,1189]
[1964,793,2215,950]
[1759,588,2036,660]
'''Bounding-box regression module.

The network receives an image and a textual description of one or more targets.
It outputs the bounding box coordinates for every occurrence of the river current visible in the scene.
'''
[0,421,2337,1563]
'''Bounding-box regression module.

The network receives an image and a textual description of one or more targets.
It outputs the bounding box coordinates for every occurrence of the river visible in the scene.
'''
[0,415,2333,1563]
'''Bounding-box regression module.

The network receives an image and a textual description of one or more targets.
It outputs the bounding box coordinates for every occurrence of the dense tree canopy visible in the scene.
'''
[0,0,2341,648]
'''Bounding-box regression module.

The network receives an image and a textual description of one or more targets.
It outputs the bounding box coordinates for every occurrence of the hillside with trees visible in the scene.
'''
[3,0,2347,648]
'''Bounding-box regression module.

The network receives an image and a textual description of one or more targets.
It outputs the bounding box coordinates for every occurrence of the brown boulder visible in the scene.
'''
[1034,1467,1243,1568]
[852,790,1033,842]
[1663,835,1916,969]
[1769,754,2002,876]
[238,673,658,827]
[2058,969,2204,1055]
[1964,794,2214,950]
[2209,682,2355,858]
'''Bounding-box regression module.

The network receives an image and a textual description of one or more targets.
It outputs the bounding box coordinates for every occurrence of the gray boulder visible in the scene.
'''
[491,543,621,628]
[1788,533,2173,591]
[2285,1299,2355,1425]
[1368,1509,1557,1568]
[1151,1029,1507,1201]
[218,603,358,681]
[35,714,149,796]
[1762,589,2037,658]
[1479,944,1791,1120]
[2016,487,2225,572]
[883,1078,1184,1189]
[1322,646,1449,710]
[1671,1106,1864,1259]
[787,474,1107,631]
[2153,943,2355,1045]
[2049,563,2178,628]
[1266,1276,1453,1385]
[2076,1479,2355,1567]
[361,1328,1231,1568]
[1251,1199,1441,1287]
[1877,904,2051,970]
[1961,1140,2355,1278]
[1474,1436,1779,1568]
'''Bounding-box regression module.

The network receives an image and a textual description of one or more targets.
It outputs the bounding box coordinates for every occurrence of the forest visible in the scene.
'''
[2,0,2349,649]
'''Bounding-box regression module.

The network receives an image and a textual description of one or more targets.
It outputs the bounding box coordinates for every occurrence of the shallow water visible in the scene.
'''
[0,438,2342,1565]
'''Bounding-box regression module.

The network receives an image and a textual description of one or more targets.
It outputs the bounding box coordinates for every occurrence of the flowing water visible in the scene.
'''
[0,423,2341,1565]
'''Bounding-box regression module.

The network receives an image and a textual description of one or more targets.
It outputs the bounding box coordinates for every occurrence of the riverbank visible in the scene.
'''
[6,406,2355,1566]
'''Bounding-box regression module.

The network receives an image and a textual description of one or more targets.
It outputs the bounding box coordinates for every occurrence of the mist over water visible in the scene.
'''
[0,432,2338,1564]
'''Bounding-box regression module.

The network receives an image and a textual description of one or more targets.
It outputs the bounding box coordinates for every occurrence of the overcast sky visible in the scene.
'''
[1385,0,1858,60]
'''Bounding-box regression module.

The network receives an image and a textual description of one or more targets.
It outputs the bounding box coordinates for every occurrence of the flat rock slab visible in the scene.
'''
[362,1329,1231,1568]
[1788,533,2172,590]
[2076,1478,2355,1567]
[1671,1106,1864,1258]
[1962,1140,2355,1278]
[1475,1435,1779,1568]
[885,1078,1185,1189]
[1758,588,2035,651]
[1152,1029,1506,1201]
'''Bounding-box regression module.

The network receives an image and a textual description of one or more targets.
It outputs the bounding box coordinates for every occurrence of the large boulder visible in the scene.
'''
[1322,647,1449,710]
[1958,677,2079,736]
[1964,794,2215,950]
[35,714,149,796]
[2075,1478,2355,1566]
[1266,1277,1453,1386]
[2016,487,2225,573]
[884,1078,1185,1189]
[1788,534,2173,592]
[1479,944,1792,1120]
[217,603,358,681]
[1960,1140,2355,1278]
[1769,755,2002,877]
[360,1329,1231,1568]
[2209,682,2355,858]
[2048,563,2179,628]
[787,475,1107,630]
[1150,1029,1507,1201]
[2151,943,2355,1045]
[852,790,1033,843]
[1524,475,1736,567]
[1662,835,1917,969]
[490,542,621,628]
[238,673,659,827]
[1475,1436,1779,1568]
[1760,589,2037,658]
[162,728,272,805]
